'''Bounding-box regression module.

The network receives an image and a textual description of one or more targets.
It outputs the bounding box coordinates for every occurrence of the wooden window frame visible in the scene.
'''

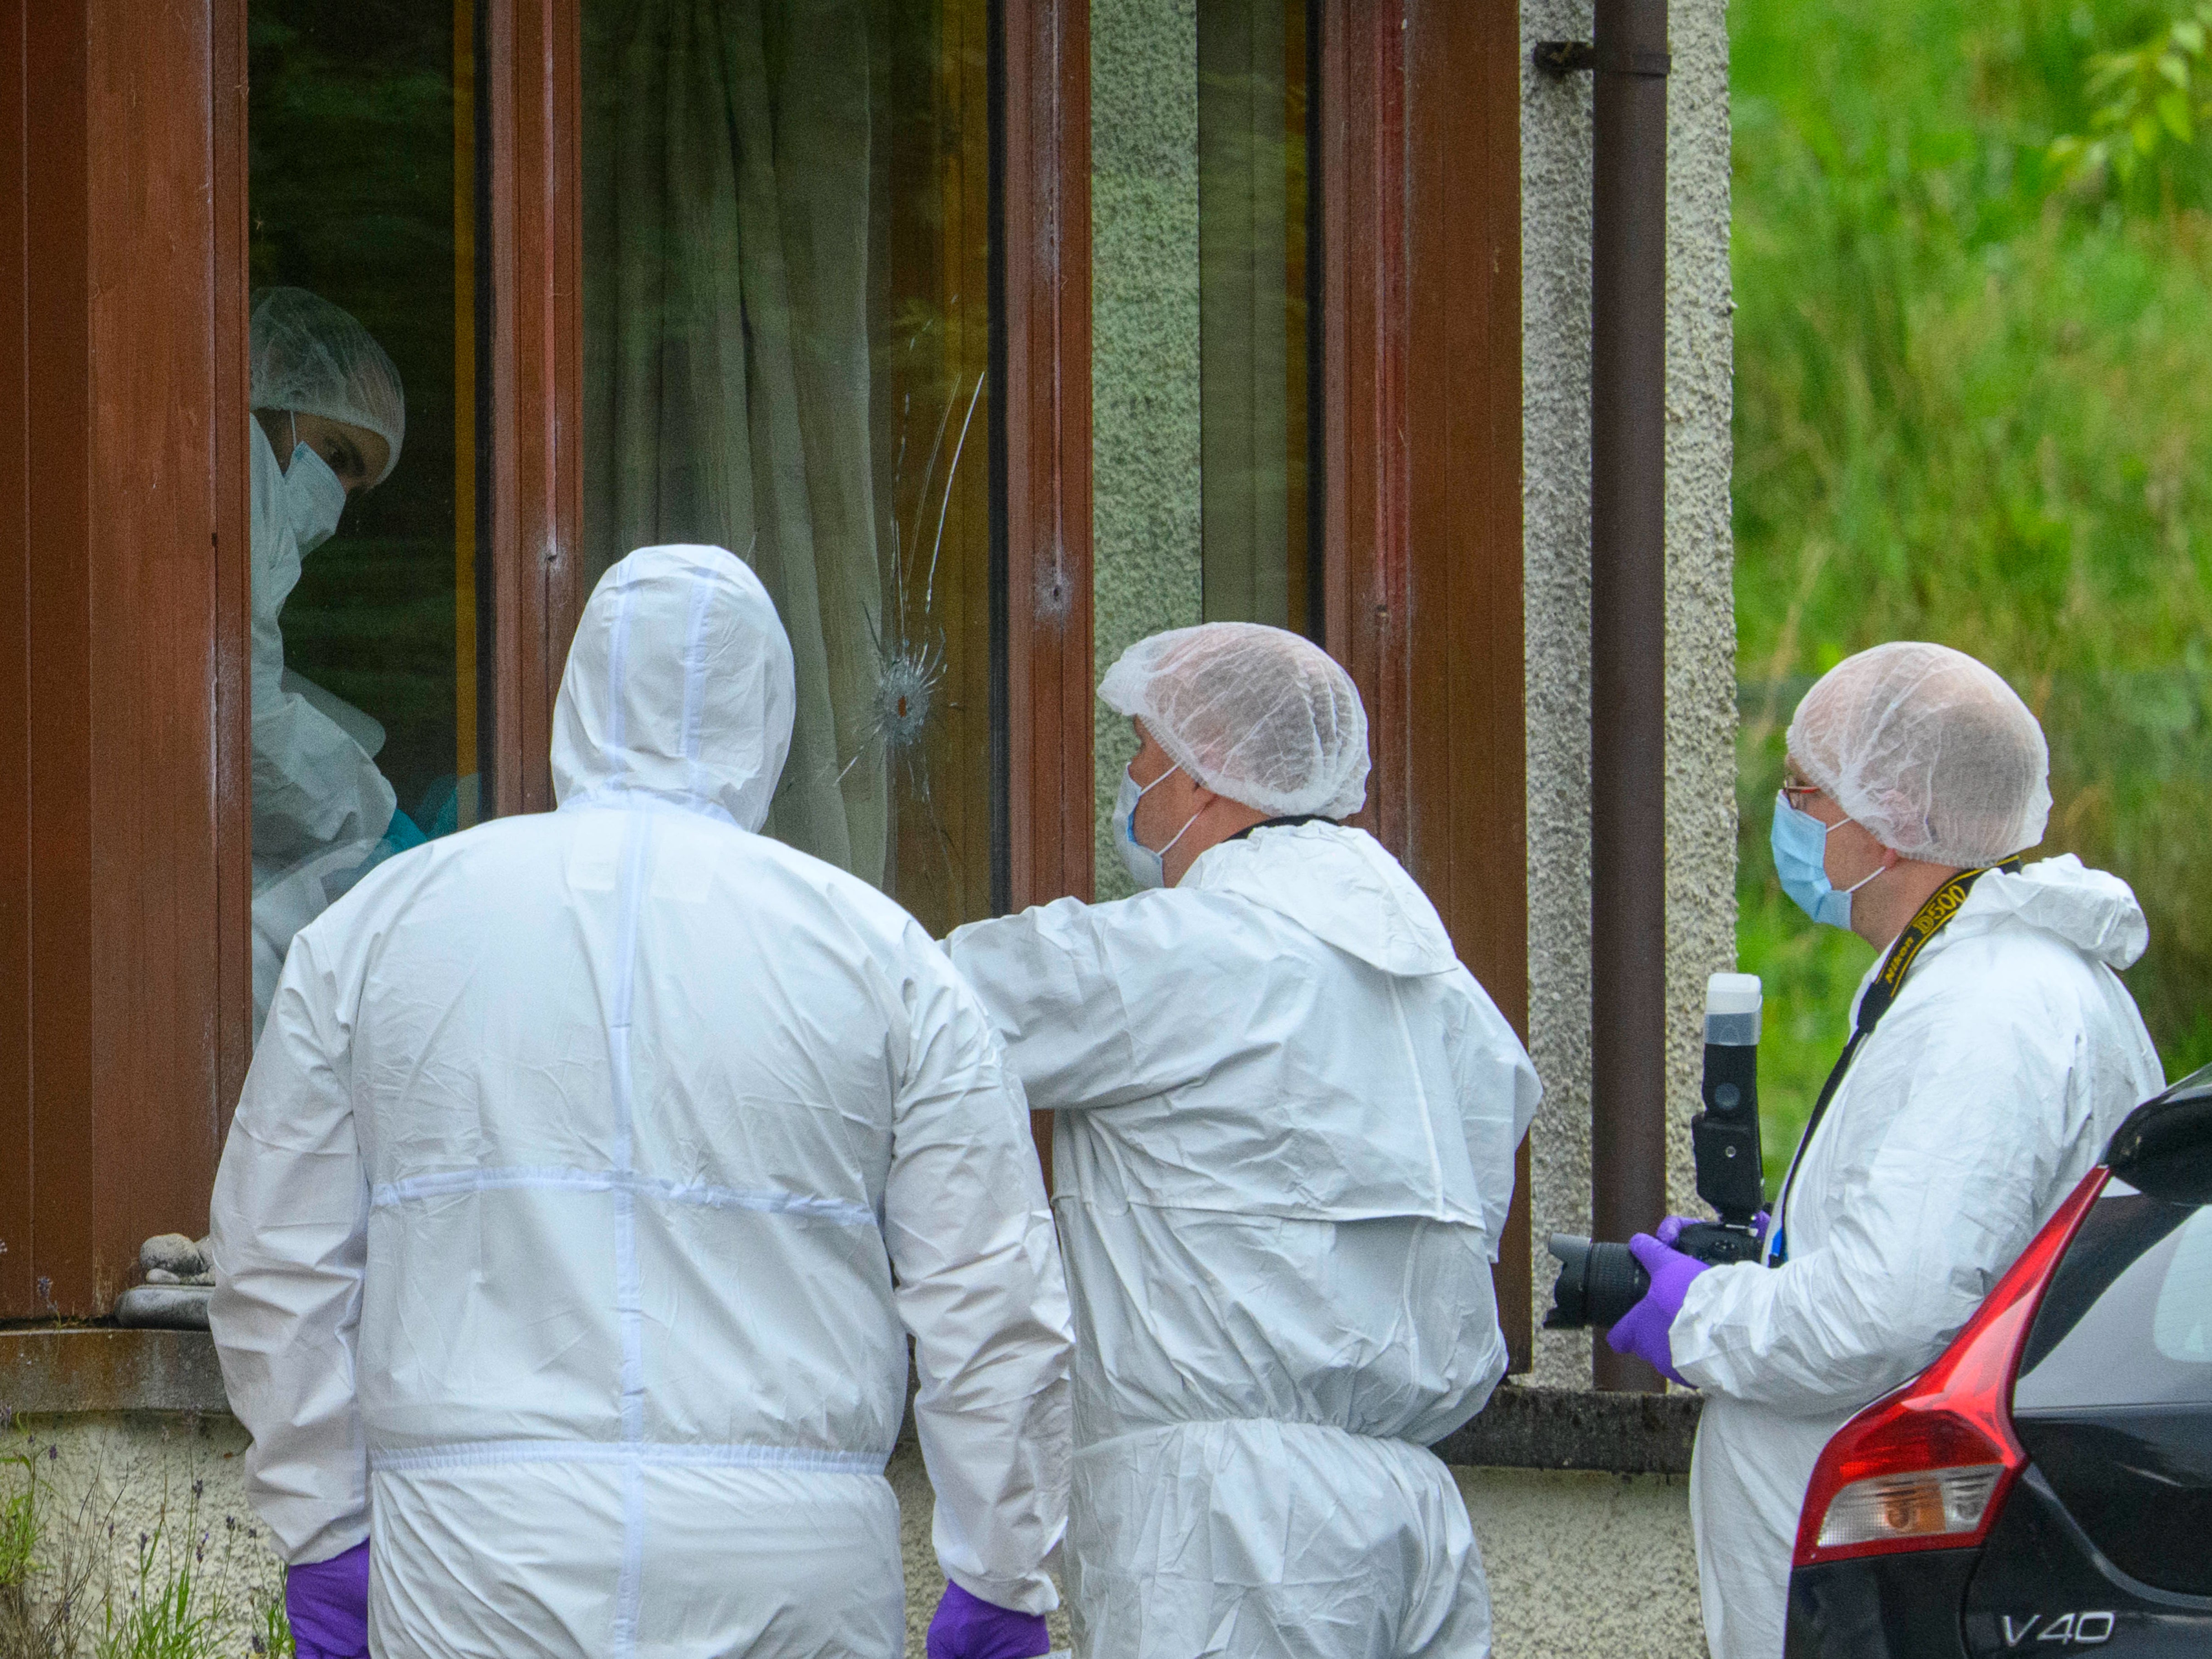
[1,0,1523,1349]
[1320,0,1532,1366]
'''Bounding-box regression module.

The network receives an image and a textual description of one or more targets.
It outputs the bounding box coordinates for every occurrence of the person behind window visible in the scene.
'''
[1599,641,2165,1659]
[946,623,1542,1659]
[209,544,1073,1659]
[246,285,410,1035]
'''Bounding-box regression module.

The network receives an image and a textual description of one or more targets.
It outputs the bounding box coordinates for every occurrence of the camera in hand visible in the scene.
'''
[1544,973,1766,1331]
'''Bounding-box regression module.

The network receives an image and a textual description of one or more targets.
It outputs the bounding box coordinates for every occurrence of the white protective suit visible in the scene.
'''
[211,544,1073,1658]
[248,414,398,1032]
[949,820,1542,1659]
[1673,855,2164,1659]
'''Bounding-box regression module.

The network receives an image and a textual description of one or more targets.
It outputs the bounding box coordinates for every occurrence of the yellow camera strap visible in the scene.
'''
[1768,858,2021,1264]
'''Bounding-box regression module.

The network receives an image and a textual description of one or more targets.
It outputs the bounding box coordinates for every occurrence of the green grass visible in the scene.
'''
[1733,0,2212,1173]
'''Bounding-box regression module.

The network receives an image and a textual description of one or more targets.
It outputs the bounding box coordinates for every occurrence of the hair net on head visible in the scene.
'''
[1786,640,2052,867]
[1099,622,1370,819]
[248,287,406,485]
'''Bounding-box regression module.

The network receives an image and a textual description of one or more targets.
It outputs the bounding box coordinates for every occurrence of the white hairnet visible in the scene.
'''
[1786,640,2052,867]
[248,287,406,486]
[1099,623,1370,819]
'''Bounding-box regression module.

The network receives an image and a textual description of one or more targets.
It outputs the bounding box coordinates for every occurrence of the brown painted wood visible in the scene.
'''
[1321,0,1531,1369]
[484,0,584,819]
[1,1,231,1316]
[1001,0,1094,1183]
[1000,0,1093,919]
[0,0,32,1318]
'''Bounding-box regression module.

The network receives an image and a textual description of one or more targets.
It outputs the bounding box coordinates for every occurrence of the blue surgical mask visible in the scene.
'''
[1112,763,1201,890]
[1771,790,1881,930]
[282,414,347,554]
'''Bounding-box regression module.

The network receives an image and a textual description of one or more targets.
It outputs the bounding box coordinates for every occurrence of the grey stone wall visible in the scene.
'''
[1089,0,1203,903]
[1520,0,1738,1390]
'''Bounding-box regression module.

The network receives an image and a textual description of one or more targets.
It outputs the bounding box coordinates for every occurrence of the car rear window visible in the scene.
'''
[2153,1206,2212,1363]
[2014,1181,2212,1412]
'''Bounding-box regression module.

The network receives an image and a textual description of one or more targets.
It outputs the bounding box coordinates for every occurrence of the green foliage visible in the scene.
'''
[0,1459,37,1592]
[1734,0,2212,1163]
[250,1591,294,1659]
[93,1535,218,1659]
[2050,3,2212,191]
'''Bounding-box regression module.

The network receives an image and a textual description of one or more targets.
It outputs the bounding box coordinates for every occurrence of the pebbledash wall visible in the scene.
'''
[2,6,1733,1657]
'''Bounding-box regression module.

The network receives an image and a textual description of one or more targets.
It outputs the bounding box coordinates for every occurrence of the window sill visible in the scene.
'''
[0,1325,230,1418]
[0,1334,1702,1473]
[1431,1382,1701,1475]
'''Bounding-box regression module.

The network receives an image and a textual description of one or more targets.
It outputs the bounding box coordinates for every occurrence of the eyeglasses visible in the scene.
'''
[1781,777,1825,810]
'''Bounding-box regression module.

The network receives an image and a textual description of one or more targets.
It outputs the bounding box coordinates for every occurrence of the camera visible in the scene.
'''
[1544,973,1766,1331]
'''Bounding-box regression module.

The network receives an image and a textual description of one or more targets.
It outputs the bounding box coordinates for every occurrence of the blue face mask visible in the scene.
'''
[1112,762,1200,890]
[1771,790,1882,930]
[281,413,347,554]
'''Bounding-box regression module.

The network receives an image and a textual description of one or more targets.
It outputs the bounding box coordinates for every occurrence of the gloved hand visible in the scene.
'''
[1603,1233,1708,1386]
[1656,1208,1772,1251]
[925,1581,1050,1659]
[285,1541,370,1659]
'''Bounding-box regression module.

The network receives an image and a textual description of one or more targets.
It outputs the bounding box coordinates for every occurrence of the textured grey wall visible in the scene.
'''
[1089,0,1203,903]
[1521,0,1738,1391]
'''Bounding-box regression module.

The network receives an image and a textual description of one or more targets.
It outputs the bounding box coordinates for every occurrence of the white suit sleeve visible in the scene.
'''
[207,929,371,1566]
[884,946,1074,1615]
[1670,1003,2078,1416]
[946,897,1220,1112]
[1448,985,1545,1256]
[249,425,396,862]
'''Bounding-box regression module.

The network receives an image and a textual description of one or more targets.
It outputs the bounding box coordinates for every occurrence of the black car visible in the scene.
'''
[1786,1066,2212,1657]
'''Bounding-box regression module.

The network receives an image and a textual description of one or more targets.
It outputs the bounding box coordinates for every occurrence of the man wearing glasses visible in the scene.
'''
[1602,641,2163,1659]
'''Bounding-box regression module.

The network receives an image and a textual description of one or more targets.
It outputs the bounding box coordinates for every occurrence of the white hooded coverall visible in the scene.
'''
[1672,856,2165,1659]
[949,821,1542,1659]
[247,416,400,1032]
[211,543,1073,1658]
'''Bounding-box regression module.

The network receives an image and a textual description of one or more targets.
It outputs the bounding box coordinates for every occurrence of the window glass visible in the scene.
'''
[247,1,486,1034]
[579,0,996,937]
[1199,0,1316,636]
[2016,1188,2212,1411]
[2154,1205,2212,1364]
[1091,0,1319,897]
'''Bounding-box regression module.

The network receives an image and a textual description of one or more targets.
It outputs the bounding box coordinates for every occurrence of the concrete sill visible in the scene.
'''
[1431,1382,1700,1475]
[0,1326,231,1418]
[0,1334,1702,1476]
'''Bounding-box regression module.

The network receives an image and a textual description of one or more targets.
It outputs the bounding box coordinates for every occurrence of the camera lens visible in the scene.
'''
[1542,1234,1652,1331]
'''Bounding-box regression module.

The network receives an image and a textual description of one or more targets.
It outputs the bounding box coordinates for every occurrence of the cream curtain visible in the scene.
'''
[582,0,888,883]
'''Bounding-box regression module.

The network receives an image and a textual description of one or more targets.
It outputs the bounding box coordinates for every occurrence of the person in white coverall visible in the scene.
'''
[246,287,414,1036]
[946,623,1543,1659]
[210,544,1074,1659]
[1600,642,2164,1659]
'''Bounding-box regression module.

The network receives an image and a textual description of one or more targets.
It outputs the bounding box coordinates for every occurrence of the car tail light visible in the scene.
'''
[1792,1166,2109,1568]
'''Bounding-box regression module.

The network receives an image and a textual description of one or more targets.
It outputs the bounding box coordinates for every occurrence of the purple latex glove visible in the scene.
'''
[285,1541,369,1659]
[1657,1209,1771,1250]
[926,1582,1050,1659]
[1603,1233,1708,1386]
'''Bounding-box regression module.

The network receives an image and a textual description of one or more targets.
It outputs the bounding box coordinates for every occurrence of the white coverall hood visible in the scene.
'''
[212,542,1072,1656]
[1182,820,1461,977]
[1943,853,2149,970]
[948,822,1540,1659]
[551,543,795,831]
[1670,854,2162,1659]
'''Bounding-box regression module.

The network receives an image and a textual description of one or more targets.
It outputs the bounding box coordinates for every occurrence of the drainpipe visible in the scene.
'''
[1553,0,1672,1391]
